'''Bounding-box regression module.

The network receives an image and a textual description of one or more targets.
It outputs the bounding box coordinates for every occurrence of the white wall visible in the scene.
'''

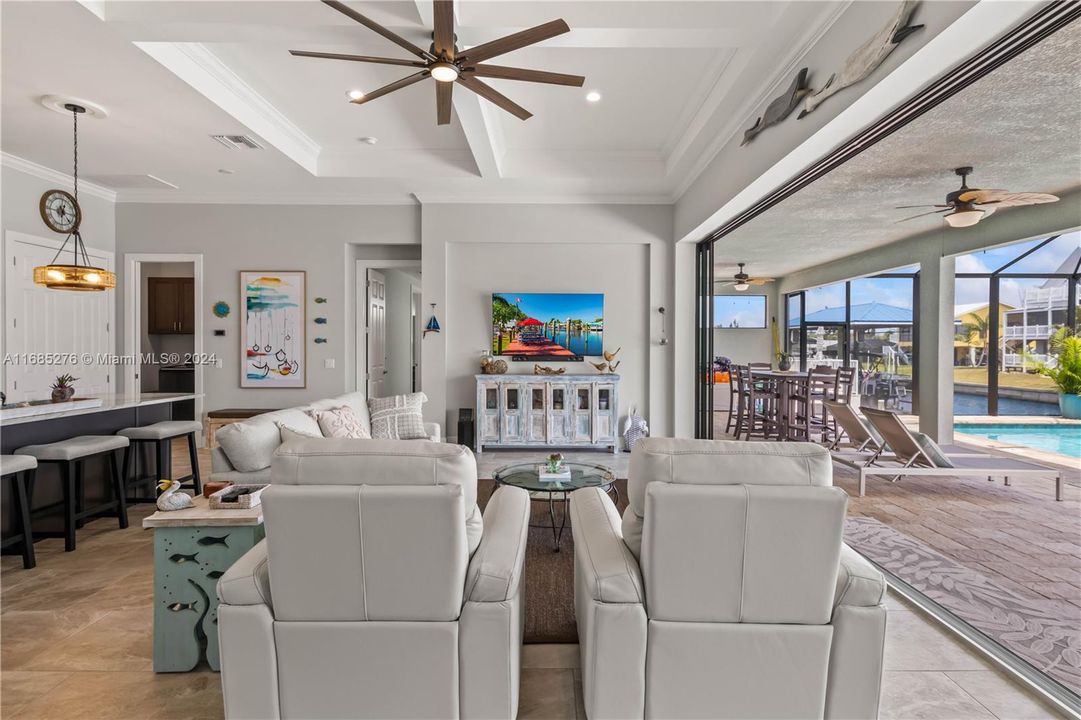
[711,285,777,365]
[116,203,418,409]
[422,203,674,441]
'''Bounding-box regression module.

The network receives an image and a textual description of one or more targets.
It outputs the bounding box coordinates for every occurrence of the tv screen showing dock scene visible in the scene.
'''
[714,295,767,329]
[492,293,604,358]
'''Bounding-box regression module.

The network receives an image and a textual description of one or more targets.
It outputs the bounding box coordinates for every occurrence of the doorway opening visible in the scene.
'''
[356,260,421,399]
[123,253,204,430]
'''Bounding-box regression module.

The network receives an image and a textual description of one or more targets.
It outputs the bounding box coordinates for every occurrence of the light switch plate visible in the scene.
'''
[324,358,336,369]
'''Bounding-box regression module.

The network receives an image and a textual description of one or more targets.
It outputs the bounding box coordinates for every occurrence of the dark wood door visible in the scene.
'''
[178,278,195,334]
[148,278,180,334]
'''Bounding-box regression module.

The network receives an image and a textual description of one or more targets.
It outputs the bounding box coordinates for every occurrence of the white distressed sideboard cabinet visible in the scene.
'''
[475,374,620,453]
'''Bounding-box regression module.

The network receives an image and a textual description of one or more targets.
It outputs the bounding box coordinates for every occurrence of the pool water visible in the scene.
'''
[952,393,1060,416]
[956,423,1081,458]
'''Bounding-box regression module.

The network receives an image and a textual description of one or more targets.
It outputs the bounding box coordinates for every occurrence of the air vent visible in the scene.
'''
[210,134,264,150]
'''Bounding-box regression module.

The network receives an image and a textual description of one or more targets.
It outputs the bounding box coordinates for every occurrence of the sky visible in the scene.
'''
[714,296,766,328]
[493,293,604,322]
[788,232,1079,317]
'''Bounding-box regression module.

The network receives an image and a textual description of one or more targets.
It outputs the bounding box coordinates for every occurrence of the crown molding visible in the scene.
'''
[410,192,673,206]
[670,0,854,201]
[114,190,418,205]
[2,152,118,202]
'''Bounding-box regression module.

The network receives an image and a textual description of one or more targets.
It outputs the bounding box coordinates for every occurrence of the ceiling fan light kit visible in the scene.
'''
[293,0,585,125]
[896,165,1059,228]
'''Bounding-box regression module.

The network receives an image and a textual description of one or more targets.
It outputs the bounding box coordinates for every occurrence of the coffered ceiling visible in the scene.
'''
[1,0,849,203]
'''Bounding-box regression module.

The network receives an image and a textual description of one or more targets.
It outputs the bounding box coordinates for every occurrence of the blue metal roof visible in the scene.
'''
[789,302,913,326]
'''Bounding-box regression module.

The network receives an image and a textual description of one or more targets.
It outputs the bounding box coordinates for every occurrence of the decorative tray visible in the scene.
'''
[209,484,268,510]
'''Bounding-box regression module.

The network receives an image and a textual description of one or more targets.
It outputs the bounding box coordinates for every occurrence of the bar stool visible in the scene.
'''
[13,436,129,552]
[118,421,202,502]
[1,455,38,569]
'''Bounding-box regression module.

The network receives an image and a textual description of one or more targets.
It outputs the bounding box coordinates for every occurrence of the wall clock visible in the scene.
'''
[39,189,81,234]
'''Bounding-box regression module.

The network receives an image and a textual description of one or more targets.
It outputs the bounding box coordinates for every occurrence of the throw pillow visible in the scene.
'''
[306,406,371,439]
[368,392,429,440]
[913,432,954,468]
[276,422,323,442]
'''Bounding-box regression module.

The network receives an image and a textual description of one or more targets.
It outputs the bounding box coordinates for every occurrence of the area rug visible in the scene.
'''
[845,516,1081,694]
[477,478,629,644]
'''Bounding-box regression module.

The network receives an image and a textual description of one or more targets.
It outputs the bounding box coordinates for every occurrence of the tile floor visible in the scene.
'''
[0,443,1068,719]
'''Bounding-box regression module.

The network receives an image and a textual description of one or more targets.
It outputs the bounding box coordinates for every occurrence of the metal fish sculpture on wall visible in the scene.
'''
[799,0,923,118]
[741,68,812,145]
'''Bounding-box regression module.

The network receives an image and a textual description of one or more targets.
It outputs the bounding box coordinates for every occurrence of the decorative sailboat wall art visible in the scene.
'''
[240,271,306,388]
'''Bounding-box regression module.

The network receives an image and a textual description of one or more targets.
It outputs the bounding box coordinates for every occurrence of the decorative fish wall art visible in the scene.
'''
[314,297,327,303]
[314,338,327,344]
[799,1,923,118]
[314,317,327,324]
[741,67,812,145]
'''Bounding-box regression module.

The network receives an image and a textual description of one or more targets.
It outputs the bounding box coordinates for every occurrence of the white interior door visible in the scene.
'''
[3,233,115,402]
[366,269,387,398]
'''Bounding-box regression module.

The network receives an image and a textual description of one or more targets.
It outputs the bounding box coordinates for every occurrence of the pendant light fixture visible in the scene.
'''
[33,103,116,291]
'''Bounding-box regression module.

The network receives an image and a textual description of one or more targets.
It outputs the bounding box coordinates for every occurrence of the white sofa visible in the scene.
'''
[570,438,888,720]
[209,391,441,483]
[217,438,530,719]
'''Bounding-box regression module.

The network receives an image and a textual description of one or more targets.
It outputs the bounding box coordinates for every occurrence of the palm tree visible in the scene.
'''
[966,313,991,366]
[492,296,525,352]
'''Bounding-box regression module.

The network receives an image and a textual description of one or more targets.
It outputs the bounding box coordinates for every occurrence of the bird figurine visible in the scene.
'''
[603,347,621,363]
[591,361,609,373]
[157,479,194,512]
[608,361,621,373]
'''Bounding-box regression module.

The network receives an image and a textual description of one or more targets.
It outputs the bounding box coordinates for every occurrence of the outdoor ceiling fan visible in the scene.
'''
[718,263,774,292]
[291,0,585,125]
[896,166,1059,228]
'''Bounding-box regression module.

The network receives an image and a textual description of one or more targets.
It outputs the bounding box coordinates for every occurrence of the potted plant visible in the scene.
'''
[51,374,77,403]
[1036,335,1081,419]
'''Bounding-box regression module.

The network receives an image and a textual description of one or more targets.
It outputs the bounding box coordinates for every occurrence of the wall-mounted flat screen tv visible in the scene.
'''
[492,293,604,360]
[714,295,767,329]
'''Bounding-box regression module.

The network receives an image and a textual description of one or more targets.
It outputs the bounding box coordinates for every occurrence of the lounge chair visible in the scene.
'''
[847,407,1064,501]
[825,401,985,463]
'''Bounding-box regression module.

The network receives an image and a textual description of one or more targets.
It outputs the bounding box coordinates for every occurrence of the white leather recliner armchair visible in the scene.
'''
[571,438,887,720]
[217,438,530,720]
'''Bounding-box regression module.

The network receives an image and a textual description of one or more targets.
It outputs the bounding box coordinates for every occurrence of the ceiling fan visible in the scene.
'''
[291,0,585,125]
[896,166,1059,228]
[718,263,774,292]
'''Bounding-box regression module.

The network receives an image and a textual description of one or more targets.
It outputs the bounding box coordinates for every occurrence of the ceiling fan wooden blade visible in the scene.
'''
[457,19,570,65]
[436,80,453,125]
[290,50,426,68]
[457,73,532,120]
[970,191,1060,207]
[894,204,949,209]
[896,208,952,223]
[433,0,455,58]
[748,278,775,285]
[468,64,584,86]
[350,70,430,105]
[957,188,1007,203]
[321,0,434,61]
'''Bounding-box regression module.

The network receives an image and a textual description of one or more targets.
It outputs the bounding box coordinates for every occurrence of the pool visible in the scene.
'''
[953,393,1060,416]
[956,423,1081,458]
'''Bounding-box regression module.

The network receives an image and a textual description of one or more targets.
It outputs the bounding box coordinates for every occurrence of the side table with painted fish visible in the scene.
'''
[143,496,265,672]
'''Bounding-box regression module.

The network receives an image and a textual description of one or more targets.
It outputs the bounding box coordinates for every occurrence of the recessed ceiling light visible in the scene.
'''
[585,91,602,103]
[347,89,365,101]
[358,136,378,145]
[218,168,234,174]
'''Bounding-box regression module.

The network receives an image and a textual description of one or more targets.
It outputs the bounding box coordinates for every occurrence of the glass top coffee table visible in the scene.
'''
[493,462,616,551]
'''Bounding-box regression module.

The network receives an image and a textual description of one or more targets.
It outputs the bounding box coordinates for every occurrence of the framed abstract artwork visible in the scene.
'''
[240,271,306,388]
